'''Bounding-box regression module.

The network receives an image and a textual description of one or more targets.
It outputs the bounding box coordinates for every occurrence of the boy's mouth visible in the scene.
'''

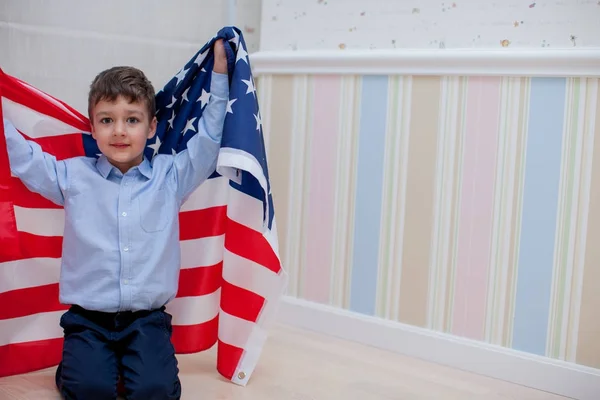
[111,143,129,148]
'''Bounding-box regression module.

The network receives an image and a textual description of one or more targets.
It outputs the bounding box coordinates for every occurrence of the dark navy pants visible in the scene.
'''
[55,305,181,400]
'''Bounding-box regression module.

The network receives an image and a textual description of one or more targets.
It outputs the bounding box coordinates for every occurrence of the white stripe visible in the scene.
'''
[180,235,224,269]
[226,183,265,231]
[2,98,85,138]
[180,176,228,212]
[166,289,220,326]
[218,309,264,350]
[14,206,64,236]
[223,249,282,299]
[16,80,85,123]
[0,258,61,293]
[0,311,64,346]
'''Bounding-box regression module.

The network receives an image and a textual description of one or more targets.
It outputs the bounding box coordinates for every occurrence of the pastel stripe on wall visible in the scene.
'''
[398,77,441,327]
[576,79,600,368]
[452,77,501,340]
[349,75,388,315]
[266,75,295,294]
[303,76,341,304]
[512,78,566,355]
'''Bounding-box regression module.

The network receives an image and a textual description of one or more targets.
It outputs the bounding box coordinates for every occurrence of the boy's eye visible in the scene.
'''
[100,118,112,124]
[127,117,139,124]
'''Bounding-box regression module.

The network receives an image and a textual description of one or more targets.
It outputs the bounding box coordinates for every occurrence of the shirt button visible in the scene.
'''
[123,247,129,252]
[122,212,127,217]
[123,279,129,285]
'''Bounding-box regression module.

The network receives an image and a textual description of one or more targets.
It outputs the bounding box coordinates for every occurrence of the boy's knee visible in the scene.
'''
[61,377,116,399]
[128,376,181,400]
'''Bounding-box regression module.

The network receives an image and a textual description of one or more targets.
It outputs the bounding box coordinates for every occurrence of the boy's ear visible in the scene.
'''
[147,116,157,139]
[90,122,97,140]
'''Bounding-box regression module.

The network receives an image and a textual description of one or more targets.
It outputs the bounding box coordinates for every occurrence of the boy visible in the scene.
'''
[4,40,229,399]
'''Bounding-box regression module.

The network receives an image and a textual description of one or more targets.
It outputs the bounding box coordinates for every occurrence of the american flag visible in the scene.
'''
[0,26,287,386]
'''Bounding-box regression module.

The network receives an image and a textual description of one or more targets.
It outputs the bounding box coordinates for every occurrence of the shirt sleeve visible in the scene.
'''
[172,71,229,202]
[4,118,68,206]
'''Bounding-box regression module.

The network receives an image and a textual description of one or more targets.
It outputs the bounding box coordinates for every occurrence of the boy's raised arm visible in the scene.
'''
[172,68,229,202]
[4,119,68,206]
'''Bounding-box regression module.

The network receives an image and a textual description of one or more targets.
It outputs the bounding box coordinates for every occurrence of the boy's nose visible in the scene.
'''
[114,122,127,136]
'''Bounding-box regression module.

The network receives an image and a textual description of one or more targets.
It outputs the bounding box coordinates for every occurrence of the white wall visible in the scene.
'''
[0,0,262,114]
[259,0,600,51]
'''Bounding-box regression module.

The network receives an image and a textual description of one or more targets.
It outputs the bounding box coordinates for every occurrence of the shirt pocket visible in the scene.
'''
[139,188,169,233]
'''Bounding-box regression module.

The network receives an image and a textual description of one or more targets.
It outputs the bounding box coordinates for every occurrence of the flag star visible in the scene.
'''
[194,50,208,66]
[254,112,262,131]
[172,148,177,156]
[197,89,211,108]
[236,44,249,64]
[182,117,197,134]
[166,96,176,108]
[242,78,256,96]
[174,67,189,85]
[147,136,161,158]
[227,98,237,114]
[168,110,175,129]
[229,29,240,48]
[181,87,190,103]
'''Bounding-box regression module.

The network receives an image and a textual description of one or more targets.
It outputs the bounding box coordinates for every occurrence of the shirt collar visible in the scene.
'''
[96,155,152,180]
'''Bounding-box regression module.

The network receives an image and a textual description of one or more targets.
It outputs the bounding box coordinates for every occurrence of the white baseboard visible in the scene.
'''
[250,48,600,77]
[276,296,600,400]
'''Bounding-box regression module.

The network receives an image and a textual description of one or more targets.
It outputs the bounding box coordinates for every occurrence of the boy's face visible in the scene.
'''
[91,95,157,174]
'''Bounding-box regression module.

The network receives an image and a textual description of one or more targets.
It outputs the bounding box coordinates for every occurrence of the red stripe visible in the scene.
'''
[0,338,63,377]
[225,219,281,273]
[220,280,265,322]
[21,132,86,161]
[19,232,63,259]
[1,70,90,132]
[11,177,62,209]
[176,263,223,297]
[179,206,227,240]
[171,315,218,353]
[0,87,21,264]
[0,283,68,320]
[216,339,243,380]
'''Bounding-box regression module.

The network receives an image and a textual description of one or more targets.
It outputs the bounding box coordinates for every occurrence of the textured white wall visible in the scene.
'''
[259,0,600,51]
[0,0,261,114]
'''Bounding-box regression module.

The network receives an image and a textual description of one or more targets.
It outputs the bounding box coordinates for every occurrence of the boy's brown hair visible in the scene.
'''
[88,66,156,123]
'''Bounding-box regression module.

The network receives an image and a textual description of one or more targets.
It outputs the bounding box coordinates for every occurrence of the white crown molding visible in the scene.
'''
[277,296,600,400]
[250,48,600,77]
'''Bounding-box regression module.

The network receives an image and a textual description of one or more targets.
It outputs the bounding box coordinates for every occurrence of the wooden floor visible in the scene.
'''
[0,324,567,399]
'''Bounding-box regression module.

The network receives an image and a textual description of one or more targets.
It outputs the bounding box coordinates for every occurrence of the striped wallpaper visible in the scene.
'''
[255,73,600,369]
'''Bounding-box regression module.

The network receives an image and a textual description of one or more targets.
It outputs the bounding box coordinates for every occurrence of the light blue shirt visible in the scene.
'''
[5,72,229,312]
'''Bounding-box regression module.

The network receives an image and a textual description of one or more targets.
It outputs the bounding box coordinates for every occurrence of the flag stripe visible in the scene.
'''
[0,284,68,320]
[0,257,60,293]
[513,78,566,355]
[18,232,62,259]
[11,177,62,209]
[179,207,227,240]
[171,316,219,353]
[177,264,223,297]
[217,339,243,380]
[0,310,65,344]
[225,219,280,274]
[220,280,265,322]
[180,176,229,212]
[20,132,85,161]
[0,338,64,377]
[179,235,224,269]
[14,207,64,236]
[166,291,220,326]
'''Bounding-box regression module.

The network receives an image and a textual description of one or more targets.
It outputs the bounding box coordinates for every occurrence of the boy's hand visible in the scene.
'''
[213,39,227,74]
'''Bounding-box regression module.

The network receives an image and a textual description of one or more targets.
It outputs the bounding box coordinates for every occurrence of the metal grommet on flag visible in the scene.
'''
[237,371,246,380]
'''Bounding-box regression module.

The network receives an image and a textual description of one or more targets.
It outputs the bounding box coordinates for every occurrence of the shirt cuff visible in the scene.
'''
[210,72,229,100]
